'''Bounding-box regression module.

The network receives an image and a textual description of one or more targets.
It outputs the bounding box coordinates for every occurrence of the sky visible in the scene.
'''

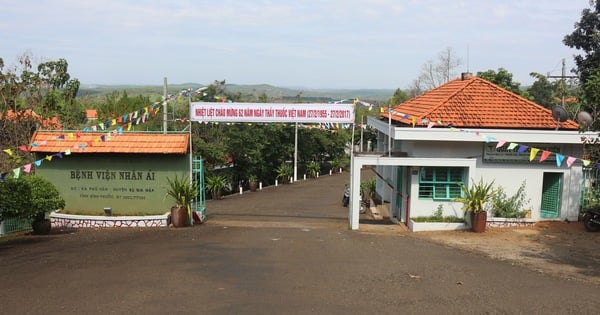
[0,0,593,90]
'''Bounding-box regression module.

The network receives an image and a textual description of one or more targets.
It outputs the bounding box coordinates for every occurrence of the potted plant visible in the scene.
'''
[248,174,258,192]
[275,163,293,184]
[361,178,376,207]
[306,161,320,178]
[165,175,198,228]
[454,178,495,233]
[206,174,229,200]
[330,158,342,173]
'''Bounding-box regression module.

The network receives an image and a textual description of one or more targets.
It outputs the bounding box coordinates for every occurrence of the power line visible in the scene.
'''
[546,59,577,107]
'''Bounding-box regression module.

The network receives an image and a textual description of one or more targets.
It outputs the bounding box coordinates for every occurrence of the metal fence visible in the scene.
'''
[192,157,206,223]
[0,217,32,236]
[581,166,600,210]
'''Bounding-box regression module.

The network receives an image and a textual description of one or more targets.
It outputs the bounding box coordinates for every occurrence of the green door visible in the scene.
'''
[540,173,562,218]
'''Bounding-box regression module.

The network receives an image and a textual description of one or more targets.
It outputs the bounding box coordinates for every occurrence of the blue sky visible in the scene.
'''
[0,0,591,89]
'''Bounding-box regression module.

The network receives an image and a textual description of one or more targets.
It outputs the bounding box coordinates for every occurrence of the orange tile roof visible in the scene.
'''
[382,76,579,130]
[0,109,62,129]
[85,109,98,119]
[29,131,189,154]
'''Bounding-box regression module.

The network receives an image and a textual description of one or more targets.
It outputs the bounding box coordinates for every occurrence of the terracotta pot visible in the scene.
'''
[470,211,487,233]
[249,181,257,192]
[170,206,188,228]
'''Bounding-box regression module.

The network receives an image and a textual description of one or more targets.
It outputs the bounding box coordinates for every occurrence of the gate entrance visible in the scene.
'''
[192,157,206,223]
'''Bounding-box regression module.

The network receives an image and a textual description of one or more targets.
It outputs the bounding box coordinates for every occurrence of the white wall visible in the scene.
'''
[400,139,584,221]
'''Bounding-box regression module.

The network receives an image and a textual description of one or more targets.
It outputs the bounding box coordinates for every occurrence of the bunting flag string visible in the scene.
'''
[383,108,595,170]
[2,99,599,180]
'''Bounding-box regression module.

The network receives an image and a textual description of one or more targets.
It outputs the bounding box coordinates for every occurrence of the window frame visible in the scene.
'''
[418,166,465,200]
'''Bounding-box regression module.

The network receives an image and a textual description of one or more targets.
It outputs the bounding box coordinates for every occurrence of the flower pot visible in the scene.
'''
[470,211,487,233]
[32,219,52,235]
[249,181,257,192]
[170,206,188,228]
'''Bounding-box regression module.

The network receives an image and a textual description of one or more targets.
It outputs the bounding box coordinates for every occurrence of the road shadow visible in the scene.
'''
[519,222,600,278]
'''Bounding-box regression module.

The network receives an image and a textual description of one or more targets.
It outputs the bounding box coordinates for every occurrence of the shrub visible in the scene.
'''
[0,175,64,221]
[491,181,530,218]
[0,177,33,221]
[411,204,465,223]
[21,174,66,221]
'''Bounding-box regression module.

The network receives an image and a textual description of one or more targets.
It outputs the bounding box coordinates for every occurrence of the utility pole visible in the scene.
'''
[547,58,577,107]
[359,115,364,152]
[294,122,298,182]
[163,77,168,134]
[388,108,392,157]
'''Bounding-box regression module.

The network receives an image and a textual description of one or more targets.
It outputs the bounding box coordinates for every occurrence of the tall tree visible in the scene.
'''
[477,68,522,94]
[1,53,81,171]
[527,72,555,107]
[387,88,409,106]
[563,1,600,84]
[410,47,463,94]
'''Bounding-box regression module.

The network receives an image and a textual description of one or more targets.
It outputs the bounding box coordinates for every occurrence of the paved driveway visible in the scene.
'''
[0,171,598,314]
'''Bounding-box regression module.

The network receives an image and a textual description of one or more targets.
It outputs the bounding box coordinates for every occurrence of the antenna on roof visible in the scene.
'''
[551,105,569,130]
[466,44,470,73]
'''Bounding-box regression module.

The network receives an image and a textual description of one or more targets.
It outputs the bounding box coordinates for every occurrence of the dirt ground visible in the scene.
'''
[1,171,599,313]
[406,221,600,285]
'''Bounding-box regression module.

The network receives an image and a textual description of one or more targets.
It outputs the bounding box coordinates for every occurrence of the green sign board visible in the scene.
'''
[35,153,190,215]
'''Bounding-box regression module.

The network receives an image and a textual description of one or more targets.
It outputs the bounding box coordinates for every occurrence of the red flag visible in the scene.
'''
[539,150,551,163]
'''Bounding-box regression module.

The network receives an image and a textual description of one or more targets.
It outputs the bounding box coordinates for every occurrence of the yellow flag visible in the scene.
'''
[2,148,13,156]
[529,148,539,161]
[45,155,53,161]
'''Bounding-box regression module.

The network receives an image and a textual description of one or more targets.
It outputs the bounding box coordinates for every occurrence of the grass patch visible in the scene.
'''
[411,216,465,223]
[411,204,465,223]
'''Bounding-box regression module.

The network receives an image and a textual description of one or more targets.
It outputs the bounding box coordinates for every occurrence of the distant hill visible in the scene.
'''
[79,83,395,103]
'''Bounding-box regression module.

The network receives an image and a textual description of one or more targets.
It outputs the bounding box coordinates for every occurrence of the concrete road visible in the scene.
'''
[0,171,597,314]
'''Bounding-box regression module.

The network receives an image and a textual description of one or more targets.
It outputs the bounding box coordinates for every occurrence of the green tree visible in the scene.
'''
[257,92,268,103]
[477,68,522,94]
[388,88,409,106]
[0,53,82,171]
[527,72,555,107]
[563,1,600,84]
[0,53,34,112]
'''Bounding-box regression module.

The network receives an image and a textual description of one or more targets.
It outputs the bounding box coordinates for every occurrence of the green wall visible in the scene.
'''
[35,153,190,215]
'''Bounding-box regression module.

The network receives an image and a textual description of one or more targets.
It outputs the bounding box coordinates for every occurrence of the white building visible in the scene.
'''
[348,73,595,230]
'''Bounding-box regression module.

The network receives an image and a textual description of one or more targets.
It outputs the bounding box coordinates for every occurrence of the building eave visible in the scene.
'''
[368,116,593,145]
